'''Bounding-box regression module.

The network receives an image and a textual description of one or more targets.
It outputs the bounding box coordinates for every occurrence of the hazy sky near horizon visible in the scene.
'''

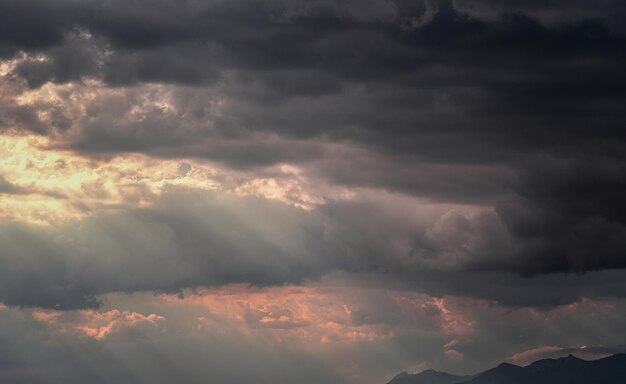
[1,0,626,383]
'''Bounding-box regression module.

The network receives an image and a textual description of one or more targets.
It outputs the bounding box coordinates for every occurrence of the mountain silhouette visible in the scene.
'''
[387,353,626,384]
[388,370,476,384]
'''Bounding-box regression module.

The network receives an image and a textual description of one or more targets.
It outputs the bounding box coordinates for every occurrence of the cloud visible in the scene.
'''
[4,286,626,383]
[0,188,341,309]
[4,178,626,310]
[0,175,26,195]
[0,297,347,384]
[489,153,626,275]
[2,1,626,382]
[32,309,166,341]
[1,0,626,303]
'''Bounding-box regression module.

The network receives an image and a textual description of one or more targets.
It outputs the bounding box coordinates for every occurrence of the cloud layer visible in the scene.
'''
[1,1,626,382]
[2,0,625,281]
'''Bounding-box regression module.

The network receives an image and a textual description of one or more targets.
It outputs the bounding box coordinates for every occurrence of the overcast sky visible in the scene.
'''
[1,0,626,383]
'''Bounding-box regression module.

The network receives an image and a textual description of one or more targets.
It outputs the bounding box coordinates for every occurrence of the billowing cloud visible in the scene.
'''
[2,0,625,278]
[2,133,626,310]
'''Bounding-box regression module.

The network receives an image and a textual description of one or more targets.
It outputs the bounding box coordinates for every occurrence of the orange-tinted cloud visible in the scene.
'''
[32,309,166,340]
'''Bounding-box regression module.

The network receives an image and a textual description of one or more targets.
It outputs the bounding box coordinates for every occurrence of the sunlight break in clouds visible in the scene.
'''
[0,133,219,224]
[0,132,329,224]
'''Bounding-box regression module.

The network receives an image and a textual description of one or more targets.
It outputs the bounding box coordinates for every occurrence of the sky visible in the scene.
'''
[1,0,626,383]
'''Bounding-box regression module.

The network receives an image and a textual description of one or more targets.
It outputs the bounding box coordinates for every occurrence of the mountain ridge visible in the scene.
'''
[387,353,626,384]
[388,369,476,384]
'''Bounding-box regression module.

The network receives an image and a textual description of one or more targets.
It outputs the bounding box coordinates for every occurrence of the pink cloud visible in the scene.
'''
[444,349,464,361]
[32,309,166,340]
[178,284,402,344]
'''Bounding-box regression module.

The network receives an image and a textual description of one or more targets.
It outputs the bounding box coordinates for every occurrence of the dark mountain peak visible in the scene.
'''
[496,362,520,369]
[564,353,583,361]
[460,362,523,384]
[419,369,449,376]
[387,353,626,384]
[389,372,410,381]
[529,353,585,369]
[599,352,626,362]
[390,353,626,384]
[387,368,476,384]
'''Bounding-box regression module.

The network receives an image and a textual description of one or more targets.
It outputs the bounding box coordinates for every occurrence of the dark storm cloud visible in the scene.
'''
[453,0,626,32]
[0,0,80,58]
[6,0,623,166]
[317,193,626,307]
[2,0,626,278]
[6,0,625,154]
[492,152,626,276]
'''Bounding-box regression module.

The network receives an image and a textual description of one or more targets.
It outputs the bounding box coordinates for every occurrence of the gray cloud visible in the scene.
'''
[0,175,26,195]
[1,0,626,299]
[2,185,626,309]
[317,192,626,307]
[0,188,340,309]
[0,304,346,384]
[3,285,626,384]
